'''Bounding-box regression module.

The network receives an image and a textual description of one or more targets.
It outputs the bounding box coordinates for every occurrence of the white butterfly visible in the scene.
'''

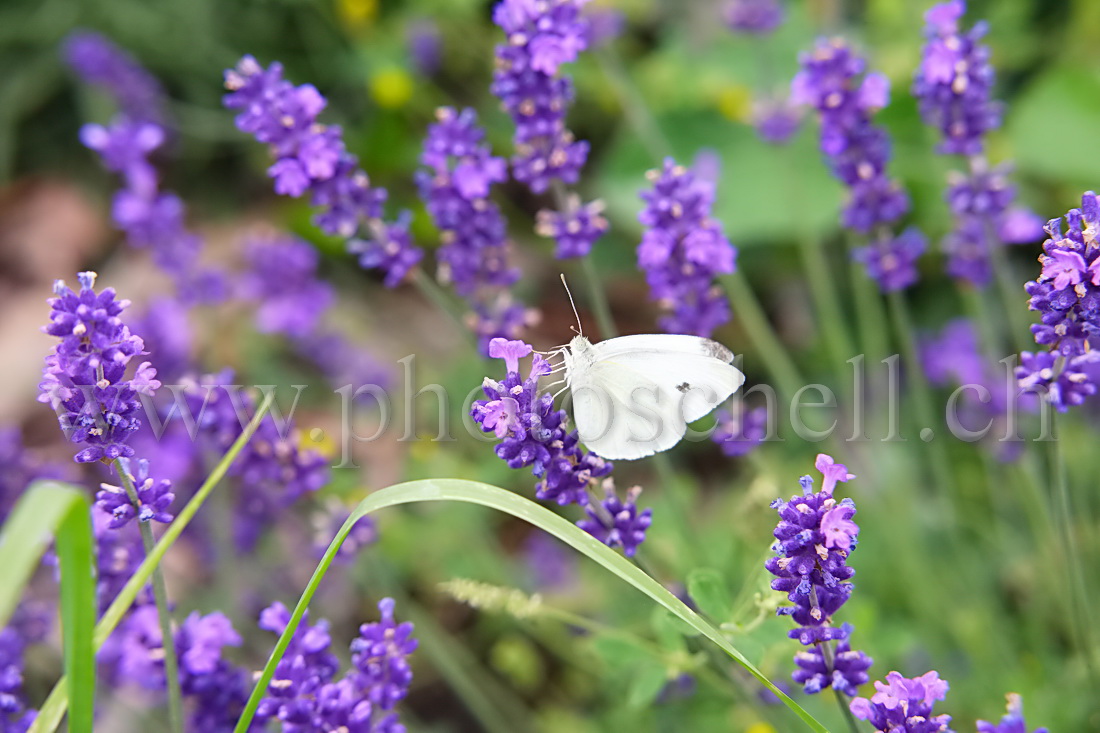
[552,278,745,461]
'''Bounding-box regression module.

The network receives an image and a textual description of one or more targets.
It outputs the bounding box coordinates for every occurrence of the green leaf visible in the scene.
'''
[233,480,828,733]
[686,568,731,622]
[0,482,96,733]
[1007,65,1100,185]
[30,394,274,733]
[626,662,668,709]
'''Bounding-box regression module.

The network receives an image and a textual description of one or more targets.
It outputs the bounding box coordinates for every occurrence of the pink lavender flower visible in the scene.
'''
[765,454,871,695]
[224,56,422,286]
[977,694,1048,733]
[637,158,737,337]
[38,272,160,463]
[850,670,953,732]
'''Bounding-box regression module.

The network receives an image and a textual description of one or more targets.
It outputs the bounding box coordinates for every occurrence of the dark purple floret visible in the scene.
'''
[37,272,160,463]
[576,482,652,557]
[349,598,418,711]
[313,503,378,563]
[752,97,802,144]
[406,19,442,75]
[850,670,954,733]
[766,454,871,695]
[523,532,578,589]
[0,625,36,732]
[637,158,737,337]
[712,405,769,457]
[176,612,253,732]
[792,624,873,696]
[724,0,785,35]
[977,693,1048,733]
[912,0,1000,156]
[491,0,592,194]
[63,31,167,126]
[95,457,175,528]
[224,56,422,286]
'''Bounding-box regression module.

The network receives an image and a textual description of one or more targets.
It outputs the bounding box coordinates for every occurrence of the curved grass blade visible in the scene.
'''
[0,481,96,733]
[30,393,273,733]
[234,479,829,733]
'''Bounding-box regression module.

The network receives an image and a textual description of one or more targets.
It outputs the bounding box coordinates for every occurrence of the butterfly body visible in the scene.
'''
[562,334,745,460]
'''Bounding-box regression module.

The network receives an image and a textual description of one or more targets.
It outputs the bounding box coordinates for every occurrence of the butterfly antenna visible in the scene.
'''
[560,273,583,337]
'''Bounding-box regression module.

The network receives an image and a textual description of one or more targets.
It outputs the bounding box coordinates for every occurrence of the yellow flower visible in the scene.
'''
[336,0,378,31]
[717,85,753,123]
[370,67,414,109]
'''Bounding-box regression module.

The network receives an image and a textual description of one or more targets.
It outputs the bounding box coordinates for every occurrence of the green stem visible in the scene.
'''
[834,688,862,733]
[719,271,805,402]
[848,254,891,401]
[595,48,673,161]
[578,248,619,340]
[113,461,184,733]
[886,291,957,501]
[989,244,1034,355]
[799,235,856,380]
[1048,415,1098,684]
[411,267,480,354]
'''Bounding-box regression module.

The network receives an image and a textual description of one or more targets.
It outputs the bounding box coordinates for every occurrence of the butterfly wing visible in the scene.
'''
[591,334,745,423]
[569,358,688,461]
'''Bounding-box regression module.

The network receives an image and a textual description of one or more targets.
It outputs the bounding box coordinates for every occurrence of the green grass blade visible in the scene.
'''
[0,481,96,733]
[235,479,829,733]
[30,393,274,733]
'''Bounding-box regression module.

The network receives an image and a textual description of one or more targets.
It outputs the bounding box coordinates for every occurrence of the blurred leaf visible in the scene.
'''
[686,568,731,621]
[0,482,95,733]
[626,663,668,709]
[1007,65,1100,185]
[236,479,828,733]
[490,634,544,693]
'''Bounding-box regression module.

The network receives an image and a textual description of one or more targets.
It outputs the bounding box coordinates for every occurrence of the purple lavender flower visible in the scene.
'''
[257,598,416,732]
[0,625,36,732]
[752,97,802,144]
[724,0,785,35]
[176,612,253,732]
[523,532,577,589]
[406,19,442,76]
[913,1,1000,156]
[292,331,391,399]
[1018,192,1100,409]
[91,506,149,613]
[224,56,422,286]
[80,118,226,303]
[977,693,1047,733]
[576,481,652,557]
[850,670,953,732]
[37,272,160,463]
[637,158,737,337]
[851,228,927,293]
[128,298,193,383]
[471,338,613,506]
[63,31,167,126]
[792,38,923,289]
[0,429,66,524]
[765,454,871,695]
[583,8,625,48]
[241,236,335,337]
[417,106,530,349]
[491,0,591,194]
[712,405,769,457]
[95,457,174,528]
[536,194,609,259]
[313,503,378,563]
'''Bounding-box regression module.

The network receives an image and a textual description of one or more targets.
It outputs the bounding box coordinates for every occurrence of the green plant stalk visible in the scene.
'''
[114,461,184,733]
[886,290,957,500]
[799,235,856,389]
[0,482,96,733]
[989,243,1034,355]
[1048,414,1098,684]
[595,48,674,162]
[818,640,861,733]
[233,480,828,733]
[848,257,891,379]
[30,394,274,733]
[411,267,480,354]
[719,271,805,403]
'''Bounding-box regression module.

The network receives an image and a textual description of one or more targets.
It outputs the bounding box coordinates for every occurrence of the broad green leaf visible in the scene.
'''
[234,480,829,733]
[30,394,273,733]
[0,482,95,733]
[626,663,669,709]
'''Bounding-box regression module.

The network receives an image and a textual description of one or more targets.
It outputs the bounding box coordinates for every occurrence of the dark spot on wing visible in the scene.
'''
[702,339,734,363]
[676,382,691,393]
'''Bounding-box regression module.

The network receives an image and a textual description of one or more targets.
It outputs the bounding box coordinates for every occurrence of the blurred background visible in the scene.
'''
[1,0,1098,731]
